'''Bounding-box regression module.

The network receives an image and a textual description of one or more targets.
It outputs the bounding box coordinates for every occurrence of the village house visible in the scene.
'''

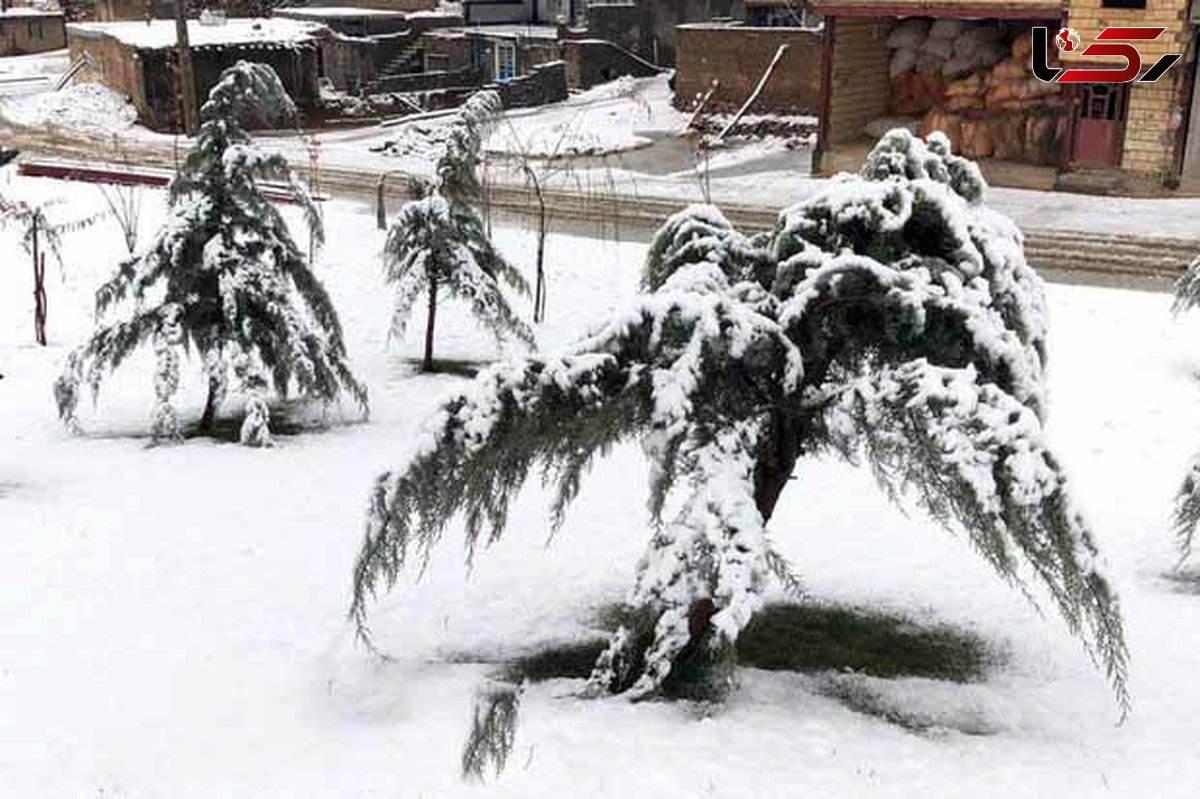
[675,0,1200,193]
[0,1,66,56]
[91,0,437,22]
[66,17,325,131]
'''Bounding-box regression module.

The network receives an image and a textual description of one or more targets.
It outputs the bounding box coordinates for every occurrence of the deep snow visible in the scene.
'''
[3,170,1200,796]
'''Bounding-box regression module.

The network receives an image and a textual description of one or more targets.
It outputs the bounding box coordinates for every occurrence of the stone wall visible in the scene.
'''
[495,59,568,107]
[674,23,822,113]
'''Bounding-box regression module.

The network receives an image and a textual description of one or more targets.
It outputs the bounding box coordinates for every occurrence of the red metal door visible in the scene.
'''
[1073,84,1127,168]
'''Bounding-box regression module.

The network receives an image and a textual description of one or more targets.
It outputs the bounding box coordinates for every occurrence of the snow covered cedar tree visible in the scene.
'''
[1169,258,1200,560]
[54,62,367,444]
[351,130,1129,710]
[383,91,532,372]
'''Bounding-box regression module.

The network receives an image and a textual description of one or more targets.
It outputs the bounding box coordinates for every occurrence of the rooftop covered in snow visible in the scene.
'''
[274,6,409,21]
[65,18,326,50]
[0,5,64,17]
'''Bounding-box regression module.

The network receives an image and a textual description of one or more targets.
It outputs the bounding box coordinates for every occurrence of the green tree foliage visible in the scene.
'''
[54,61,367,443]
[382,92,531,372]
[350,130,1129,712]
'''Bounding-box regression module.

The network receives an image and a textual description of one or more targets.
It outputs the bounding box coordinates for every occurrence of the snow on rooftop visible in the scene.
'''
[66,18,325,49]
[0,6,63,16]
[274,6,408,19]
[456,23,560,40]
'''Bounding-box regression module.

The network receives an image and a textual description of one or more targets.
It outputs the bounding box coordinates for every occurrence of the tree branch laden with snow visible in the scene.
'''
[351,129,1129,713]
[54,61,367,441]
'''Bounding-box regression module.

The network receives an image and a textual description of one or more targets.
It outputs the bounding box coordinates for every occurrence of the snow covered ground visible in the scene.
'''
[486,75,688,158]
[0,82,136,135]
[4,169,1200,796]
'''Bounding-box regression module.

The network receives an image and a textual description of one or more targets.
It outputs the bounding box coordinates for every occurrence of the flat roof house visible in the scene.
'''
[67,18,325,132]
[0,2,66,56]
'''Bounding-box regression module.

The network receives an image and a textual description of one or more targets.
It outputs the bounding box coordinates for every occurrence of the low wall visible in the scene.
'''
[495,60,568,108]
[369,65,483,94]
[674,24,822,114]
[562,38,660,90]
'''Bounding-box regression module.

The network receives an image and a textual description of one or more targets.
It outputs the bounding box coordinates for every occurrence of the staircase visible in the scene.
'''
[379,41,424,79]
[1023,228,1199,291]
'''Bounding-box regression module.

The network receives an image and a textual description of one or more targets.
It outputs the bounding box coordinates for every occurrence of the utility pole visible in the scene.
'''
[173,0,199,137]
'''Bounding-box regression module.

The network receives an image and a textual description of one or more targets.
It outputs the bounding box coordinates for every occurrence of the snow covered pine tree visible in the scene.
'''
[350,130,1129,710]
[54,62,367,444]
[383,91,532,372]
[1169,256,1200,561]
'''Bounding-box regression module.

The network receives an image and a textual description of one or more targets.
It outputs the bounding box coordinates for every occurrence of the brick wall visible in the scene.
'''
[674,24,823,113]
[1121,79,1182,175]
[1063,0,1191,176]
[814,0,1062,10]
[827,18,891,143]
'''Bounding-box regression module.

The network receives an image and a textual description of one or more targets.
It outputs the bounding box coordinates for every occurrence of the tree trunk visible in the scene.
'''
[199,376,220,436]
[680,410,801,675]
[534,196,547,323]
[752,410,802,522]
[31,218,47,346]
[422,273,438,373]
[173,1,199,137]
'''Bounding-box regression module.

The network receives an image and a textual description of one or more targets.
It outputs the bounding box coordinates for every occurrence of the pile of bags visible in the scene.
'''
[880,19,1071,165]
[917,31,1071,162]
[940,35,1063,113]
[887,18,1009,81]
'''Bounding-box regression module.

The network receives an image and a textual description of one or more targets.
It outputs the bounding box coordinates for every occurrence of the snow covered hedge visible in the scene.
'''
[351,130,1129,711]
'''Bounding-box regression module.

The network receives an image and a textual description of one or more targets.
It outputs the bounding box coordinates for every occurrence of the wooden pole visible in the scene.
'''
[714,44,789,144]
[174,1,199,137]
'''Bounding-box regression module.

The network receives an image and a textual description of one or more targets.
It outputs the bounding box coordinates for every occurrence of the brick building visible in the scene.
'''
[0,3,66,56]
[801,1,1200,191]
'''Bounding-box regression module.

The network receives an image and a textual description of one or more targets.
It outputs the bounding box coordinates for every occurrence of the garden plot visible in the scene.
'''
[3,172,1200,797]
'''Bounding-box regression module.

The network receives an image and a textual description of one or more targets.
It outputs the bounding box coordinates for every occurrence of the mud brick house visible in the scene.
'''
[66,18,324,131]
[585,1,743,65]
[804,0,1200,192]
[0,3,67,56]
[92,0,176,21]
[462,0,583,26]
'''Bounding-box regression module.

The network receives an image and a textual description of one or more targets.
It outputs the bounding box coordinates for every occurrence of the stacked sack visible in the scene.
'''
[887,18,1010,114]
[919,33,1070,162]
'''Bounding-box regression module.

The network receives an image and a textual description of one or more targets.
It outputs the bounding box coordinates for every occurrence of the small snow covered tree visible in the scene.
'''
[54,61,367,442]
[350,130,1129,710]
[383,91,532,372]
[1,195,102,345]
[1169,262,1200,561]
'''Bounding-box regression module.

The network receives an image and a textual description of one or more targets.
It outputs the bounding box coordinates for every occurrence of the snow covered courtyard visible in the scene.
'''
[4,168,1200,797]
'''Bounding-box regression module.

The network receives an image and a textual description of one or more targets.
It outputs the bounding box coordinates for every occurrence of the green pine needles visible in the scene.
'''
[350,130,1129,713]
[54,61,367,444]
[382,91,532,373]
[1171,257,1200,561]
